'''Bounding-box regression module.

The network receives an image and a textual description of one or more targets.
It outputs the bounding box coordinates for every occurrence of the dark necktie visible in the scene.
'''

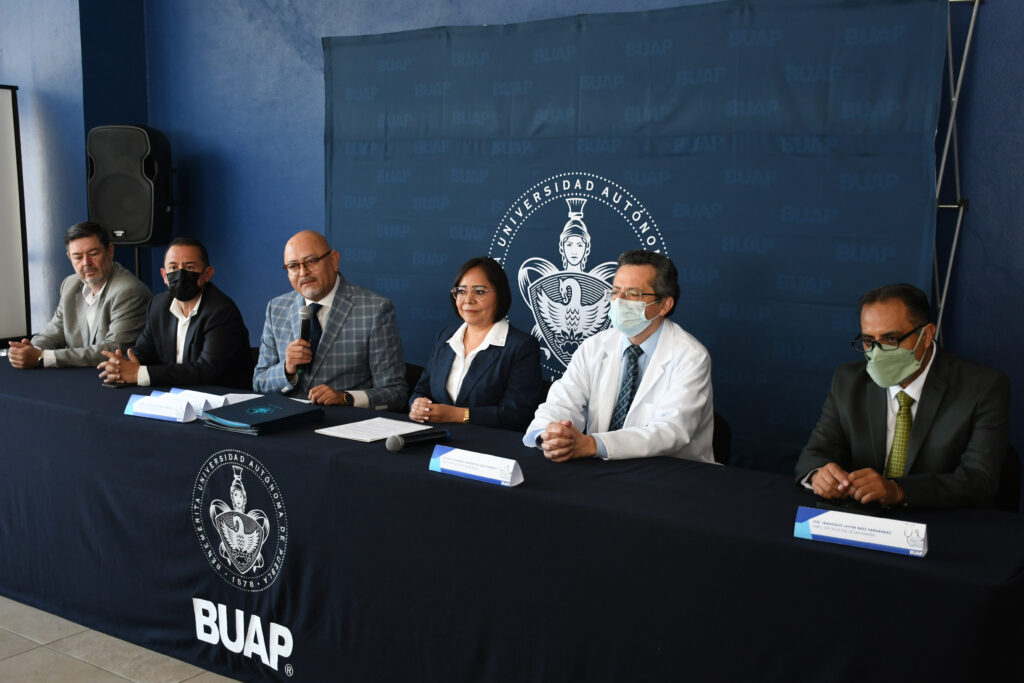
[308,302,323,361]
[609,345,643,431]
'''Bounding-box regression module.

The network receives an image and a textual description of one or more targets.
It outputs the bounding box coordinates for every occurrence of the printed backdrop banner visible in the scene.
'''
[324,0,947,471]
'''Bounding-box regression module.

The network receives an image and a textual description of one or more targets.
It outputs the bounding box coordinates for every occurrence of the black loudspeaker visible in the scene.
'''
[87,125,173,245]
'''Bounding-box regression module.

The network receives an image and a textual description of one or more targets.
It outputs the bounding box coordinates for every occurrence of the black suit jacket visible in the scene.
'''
[411,323,542,431]
[133,283,253,389]
[795,350,1010,509]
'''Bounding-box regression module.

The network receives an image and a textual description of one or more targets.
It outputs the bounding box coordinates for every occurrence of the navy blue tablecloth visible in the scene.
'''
[1,364,1022,681]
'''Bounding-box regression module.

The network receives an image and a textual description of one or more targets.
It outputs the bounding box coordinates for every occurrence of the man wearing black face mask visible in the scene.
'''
[97,238,253,389]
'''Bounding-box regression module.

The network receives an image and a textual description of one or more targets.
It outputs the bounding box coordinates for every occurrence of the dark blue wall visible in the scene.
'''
[943,1,1024,462]
[141,0,697,353]
[1,0,1021,469]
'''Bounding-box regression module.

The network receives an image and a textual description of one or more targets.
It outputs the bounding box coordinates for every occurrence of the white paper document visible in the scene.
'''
[315,417,431,442]
[222,392,263,404]
[168,388,227,417]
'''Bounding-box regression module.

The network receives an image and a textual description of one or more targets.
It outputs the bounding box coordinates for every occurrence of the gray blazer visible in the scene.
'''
[31,262,152,367]
[253,275,407,410]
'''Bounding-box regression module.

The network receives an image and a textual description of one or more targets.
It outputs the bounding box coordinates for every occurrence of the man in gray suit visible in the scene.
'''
[253,230,406,409]
[796,283,1010,509]
[8,222,151,369]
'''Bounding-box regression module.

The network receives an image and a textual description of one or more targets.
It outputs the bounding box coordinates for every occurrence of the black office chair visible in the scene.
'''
[712,412,732,466]
[995,445,1020,513]
[539,379,553,403]
[405,362,425,395]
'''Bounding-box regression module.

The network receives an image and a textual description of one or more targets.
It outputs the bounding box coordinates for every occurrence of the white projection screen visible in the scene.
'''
[0,85,30,340]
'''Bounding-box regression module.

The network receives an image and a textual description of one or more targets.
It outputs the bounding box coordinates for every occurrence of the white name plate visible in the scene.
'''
[429,445,524,487]
[794,506,927,557]
[125,393,196,423]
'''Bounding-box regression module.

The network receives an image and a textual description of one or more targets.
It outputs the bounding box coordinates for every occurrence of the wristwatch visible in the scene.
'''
[341,391,354,407]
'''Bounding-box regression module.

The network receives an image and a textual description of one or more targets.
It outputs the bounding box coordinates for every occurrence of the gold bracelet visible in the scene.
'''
[462,408,470,423]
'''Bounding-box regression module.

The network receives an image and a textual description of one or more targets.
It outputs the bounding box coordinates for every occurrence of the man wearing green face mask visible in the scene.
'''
[795,283,1010,509]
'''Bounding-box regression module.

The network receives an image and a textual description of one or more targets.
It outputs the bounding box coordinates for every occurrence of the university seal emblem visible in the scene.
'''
[490,172,669,375]
[192,450,288,591]
[210,465,270,574]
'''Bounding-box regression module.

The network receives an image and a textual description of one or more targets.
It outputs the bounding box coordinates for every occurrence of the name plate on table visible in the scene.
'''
[429,445,523,487]
[793,506,927,557]
[125,393,196,423]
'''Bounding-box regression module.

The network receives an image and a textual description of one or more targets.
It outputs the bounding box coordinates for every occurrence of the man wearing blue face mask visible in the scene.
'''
[96,237,253,389]
[522,250,715,462]
[796,283,1009,509]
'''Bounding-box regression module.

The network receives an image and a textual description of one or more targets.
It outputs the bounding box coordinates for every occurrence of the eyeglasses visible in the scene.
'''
[602,288,658,302]
[283,250,333,275]
[850,325,924,353]
[451,286,494,300]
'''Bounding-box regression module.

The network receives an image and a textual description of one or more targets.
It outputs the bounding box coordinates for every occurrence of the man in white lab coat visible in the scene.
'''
[523,250,714,463]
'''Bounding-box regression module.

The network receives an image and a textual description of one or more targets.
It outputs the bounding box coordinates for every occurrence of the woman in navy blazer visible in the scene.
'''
[409,256,542,431]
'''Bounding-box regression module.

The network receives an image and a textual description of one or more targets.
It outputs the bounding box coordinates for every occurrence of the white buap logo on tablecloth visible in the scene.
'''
[192,450,288,591]
[490,172,669,376]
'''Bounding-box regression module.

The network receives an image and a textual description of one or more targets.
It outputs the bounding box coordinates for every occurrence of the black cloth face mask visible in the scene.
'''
[166,268,203,301]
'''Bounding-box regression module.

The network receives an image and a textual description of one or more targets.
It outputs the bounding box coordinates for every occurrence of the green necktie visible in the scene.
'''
[885,391,914,478]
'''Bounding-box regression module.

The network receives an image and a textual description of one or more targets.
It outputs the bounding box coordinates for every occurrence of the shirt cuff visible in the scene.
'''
[523,428,544,448]
[799,468,818,490]
[136,365,151,387]
[349,390,370,409]
[41,350,56,368]
[593,435,608,459]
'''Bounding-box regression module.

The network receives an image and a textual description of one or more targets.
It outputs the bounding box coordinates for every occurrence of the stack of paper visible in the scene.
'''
[124,389,258,423]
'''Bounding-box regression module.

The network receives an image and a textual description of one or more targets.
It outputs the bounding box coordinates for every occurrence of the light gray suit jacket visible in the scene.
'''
[31,262,152,367]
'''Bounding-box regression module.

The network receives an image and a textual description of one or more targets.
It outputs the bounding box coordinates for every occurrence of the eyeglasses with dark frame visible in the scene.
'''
[451,286,495,300]
[602,288,659,302]
[850,324,925,353]
[283,250,333,275]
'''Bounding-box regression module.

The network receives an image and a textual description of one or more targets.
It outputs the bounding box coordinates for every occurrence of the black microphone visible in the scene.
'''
[297,305,313,375]
[385,428,451,452]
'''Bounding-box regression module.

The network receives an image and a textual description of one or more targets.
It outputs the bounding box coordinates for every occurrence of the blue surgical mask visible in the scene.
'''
[609,298,659,338]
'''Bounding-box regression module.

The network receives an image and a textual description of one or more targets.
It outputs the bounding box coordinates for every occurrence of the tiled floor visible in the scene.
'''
[0,594,236,682]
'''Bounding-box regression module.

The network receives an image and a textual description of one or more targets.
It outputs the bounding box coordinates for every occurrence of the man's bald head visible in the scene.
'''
[283,231,339,301]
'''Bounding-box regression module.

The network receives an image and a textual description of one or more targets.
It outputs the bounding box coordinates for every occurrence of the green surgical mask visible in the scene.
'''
[864,332,926,388]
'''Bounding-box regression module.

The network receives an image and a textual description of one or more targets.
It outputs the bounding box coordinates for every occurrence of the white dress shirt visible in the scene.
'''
[880,347,935,472]
[444,319,509,401]
[137,294,204,387]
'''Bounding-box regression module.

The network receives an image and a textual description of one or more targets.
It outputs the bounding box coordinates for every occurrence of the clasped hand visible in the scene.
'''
[98,349,140,384]
[810,462,900,505]
[7,339,42,369]
[409,397,458,423]
[539,420,597,462]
